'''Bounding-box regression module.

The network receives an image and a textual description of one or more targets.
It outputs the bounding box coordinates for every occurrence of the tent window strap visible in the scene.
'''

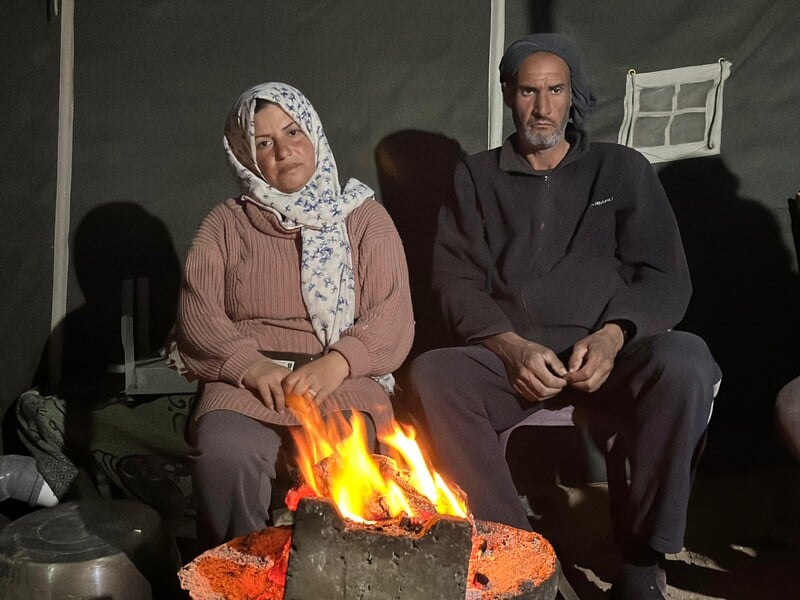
[706,58,727,150]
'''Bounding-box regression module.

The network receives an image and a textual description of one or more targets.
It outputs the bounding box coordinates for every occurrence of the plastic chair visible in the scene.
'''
[108,277,196,396]
[501,379,721,488]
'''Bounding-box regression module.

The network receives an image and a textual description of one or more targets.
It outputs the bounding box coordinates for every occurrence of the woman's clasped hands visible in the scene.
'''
[242,351,350,412]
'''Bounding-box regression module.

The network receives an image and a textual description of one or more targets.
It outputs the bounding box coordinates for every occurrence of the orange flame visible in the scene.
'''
[287,393,467,523]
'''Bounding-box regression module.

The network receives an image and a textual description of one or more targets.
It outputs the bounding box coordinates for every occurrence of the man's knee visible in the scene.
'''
[638,332,720,425]
[408,347,493,414]
[409,348,466,394]
[648,331,720,388]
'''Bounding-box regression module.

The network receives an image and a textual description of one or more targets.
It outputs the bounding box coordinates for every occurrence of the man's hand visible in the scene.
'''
[563,323,625,393]
[282,351,350,406]
[483,332,567,402]
[242,359,292,412]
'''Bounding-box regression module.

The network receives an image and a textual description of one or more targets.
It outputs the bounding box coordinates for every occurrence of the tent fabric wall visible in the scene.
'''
[1,1,493,439]
[548,0,798,239]
[2,1,799,466]
[68,0,490,267]
[1,4,62,449]
[504,0,799,227]
[56,0,491,383]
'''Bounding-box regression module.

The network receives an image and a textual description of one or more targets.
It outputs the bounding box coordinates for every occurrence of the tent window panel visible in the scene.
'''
[670,112,708,144]
[677,81,714,109]
[639,86,674,112]
[618,60,732,163]
[633,116,669,147]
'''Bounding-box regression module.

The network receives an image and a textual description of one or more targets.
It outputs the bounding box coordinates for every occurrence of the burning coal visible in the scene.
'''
[178,394,559,599]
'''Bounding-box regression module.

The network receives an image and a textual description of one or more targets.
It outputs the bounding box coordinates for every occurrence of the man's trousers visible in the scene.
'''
[407,331,721,554]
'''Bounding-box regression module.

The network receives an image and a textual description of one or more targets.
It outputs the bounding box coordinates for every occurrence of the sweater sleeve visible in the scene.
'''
[330,201,414,378]
[595,151,692,338]
[432,161,515,343]
[175,206,265,386]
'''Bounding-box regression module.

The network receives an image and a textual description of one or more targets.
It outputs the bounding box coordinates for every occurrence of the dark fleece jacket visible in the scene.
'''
[432,126,691,355]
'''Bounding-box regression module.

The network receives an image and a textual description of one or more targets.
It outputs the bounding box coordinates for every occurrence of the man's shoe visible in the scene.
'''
[609,562,667,600]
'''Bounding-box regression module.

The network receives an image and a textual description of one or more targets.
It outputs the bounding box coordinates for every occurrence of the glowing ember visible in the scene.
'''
[286,393,468,523]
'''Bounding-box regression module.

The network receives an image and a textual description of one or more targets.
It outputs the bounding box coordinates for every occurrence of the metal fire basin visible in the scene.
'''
[284,497,472,600]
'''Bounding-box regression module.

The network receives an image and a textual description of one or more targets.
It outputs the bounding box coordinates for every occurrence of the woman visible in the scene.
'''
[175,82,414,549]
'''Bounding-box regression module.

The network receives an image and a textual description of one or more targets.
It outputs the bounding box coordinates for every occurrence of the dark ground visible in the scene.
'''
[3,415,798,599]
[522,427,800,600]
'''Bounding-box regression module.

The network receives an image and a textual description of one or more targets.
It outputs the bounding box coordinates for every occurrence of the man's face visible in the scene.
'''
[503,52,572,153]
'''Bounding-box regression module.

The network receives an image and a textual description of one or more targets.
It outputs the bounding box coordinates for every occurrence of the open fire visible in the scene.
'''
[281,393,474,599]
[178,394,558,599]
[285,392,468,524]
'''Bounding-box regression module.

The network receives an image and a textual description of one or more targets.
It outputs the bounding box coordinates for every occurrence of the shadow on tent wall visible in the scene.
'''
[374,129,466,363]
[21,202,182,458]
[659,157,800,468]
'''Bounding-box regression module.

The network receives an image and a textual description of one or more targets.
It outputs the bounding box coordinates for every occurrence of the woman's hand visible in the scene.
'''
[282,351,350,405]
[242,359,292,412]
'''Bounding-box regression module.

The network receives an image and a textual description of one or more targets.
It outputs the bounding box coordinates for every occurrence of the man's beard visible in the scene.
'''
[522,115,568,150]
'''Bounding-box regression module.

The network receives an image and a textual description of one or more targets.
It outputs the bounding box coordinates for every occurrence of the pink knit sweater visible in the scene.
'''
[176,197,414,430]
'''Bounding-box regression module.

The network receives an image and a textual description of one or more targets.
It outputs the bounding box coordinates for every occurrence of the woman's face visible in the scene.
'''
[253,103,316,193]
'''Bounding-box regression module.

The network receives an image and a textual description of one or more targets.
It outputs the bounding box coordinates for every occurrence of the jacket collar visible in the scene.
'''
[499,124,587,175]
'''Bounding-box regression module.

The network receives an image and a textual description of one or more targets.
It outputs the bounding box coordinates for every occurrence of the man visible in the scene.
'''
[408,33,721,599]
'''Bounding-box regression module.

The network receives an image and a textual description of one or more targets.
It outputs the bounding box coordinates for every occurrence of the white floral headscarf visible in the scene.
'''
[223,84,393,394]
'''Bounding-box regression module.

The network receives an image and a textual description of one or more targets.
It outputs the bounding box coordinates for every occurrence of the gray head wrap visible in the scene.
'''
[499,33,596,129]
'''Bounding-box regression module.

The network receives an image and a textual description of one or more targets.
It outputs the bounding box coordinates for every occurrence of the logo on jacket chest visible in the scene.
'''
[590,195,614,207]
